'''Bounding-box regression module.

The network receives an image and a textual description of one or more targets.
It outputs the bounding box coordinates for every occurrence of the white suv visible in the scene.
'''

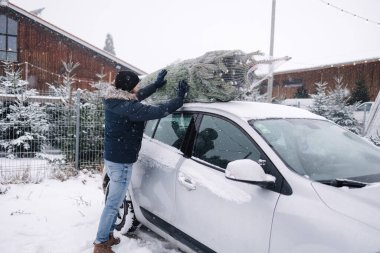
[103,101,380,253]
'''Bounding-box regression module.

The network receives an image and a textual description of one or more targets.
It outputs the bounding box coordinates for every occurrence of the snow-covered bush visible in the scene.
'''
[309,81,329,117]
[0,184,9,194]
[0,62,28,94]
[46,66,105,169]
[309,76,360,134]
[325,76,360,134]
[368,132,380,147]
[293,85,309,98]
[0,97,49,157]
[76,74,107,168]
[77,100,104,167]
[44,59,80,164]
[0,63,49,158]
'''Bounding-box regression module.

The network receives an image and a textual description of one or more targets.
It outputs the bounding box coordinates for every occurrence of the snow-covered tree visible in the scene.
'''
[0,61,28,94]
[293,85,309,98]
[140,50,288,103]
[0,63,49,158]
[48,57,80,105]
[45,58,80,163]
[309,81,329,117]
[103,33,116,55]
[86,70,109,104]
[44,101,68,150]
[75,71,108,167]
[348,78,370,105]
[325,76,360,134]
[62,59,80,104]
[1,98,49,158]
[72,71,107,166]
[309,77,360,134]
[76,101,104,167]
[50,70,107,168]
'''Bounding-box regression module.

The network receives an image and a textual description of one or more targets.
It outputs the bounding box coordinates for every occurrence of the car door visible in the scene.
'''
[174,114,282,253]
[131,112,193,225]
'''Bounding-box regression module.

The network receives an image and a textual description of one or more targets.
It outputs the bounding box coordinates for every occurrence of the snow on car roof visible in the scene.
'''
[182,101,325,120]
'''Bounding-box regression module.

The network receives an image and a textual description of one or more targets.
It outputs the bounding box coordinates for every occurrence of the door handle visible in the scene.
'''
[178,172,196,191]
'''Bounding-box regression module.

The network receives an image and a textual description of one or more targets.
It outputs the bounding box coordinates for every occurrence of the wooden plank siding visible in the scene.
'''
[1,5,143,94]
[274,59,380,101]
[18,19,117,92]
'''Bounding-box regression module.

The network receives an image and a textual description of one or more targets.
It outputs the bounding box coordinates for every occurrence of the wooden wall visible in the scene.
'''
[1,7,132,94]
[273,60,380,101]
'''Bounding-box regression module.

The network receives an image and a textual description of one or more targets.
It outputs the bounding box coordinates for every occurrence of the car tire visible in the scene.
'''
[104,182,140,234]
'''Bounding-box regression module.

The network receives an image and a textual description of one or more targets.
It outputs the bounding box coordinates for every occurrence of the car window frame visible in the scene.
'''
[192,113,261,171]
[189,113,258,169]
[186,112,291,195]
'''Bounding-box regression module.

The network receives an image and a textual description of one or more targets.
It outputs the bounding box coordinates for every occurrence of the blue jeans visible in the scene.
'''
[95,160,133,243]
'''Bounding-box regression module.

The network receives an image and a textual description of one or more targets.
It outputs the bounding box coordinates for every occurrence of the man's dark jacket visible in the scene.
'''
[103,83,183,163]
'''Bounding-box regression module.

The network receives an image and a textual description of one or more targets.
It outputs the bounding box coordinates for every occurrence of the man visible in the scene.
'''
[93,69,188,253]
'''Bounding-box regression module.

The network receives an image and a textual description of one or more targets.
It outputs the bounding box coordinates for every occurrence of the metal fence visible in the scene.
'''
[0,90,104,183]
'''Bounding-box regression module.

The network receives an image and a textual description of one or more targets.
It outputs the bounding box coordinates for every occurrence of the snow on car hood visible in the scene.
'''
[312,182,380,231]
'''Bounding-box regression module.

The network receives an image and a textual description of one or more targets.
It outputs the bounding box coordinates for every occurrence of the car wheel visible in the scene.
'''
[104,182,140,234]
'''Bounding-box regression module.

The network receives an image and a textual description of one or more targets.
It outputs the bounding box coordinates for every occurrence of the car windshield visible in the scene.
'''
[250,119,380,183]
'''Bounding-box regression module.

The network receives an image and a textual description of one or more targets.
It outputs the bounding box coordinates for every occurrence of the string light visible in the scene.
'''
[319,0,380,27]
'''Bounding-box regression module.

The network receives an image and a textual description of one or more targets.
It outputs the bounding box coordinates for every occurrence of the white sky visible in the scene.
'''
[10,0,380,73]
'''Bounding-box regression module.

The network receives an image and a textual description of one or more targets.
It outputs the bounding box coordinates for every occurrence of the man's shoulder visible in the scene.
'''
[104,99,146,113]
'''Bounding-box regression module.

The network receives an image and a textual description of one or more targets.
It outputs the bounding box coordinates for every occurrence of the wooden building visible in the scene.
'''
[273,58,380,101]
[0,1,146,94]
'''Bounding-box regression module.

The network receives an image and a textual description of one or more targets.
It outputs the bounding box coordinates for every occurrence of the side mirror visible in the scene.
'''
[225,159,276,188]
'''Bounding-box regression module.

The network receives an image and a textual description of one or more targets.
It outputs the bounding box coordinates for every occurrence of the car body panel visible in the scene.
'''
[270,183,380,253]
[131,137,182,224]
[312,182,380,230]
[175,157,280,253]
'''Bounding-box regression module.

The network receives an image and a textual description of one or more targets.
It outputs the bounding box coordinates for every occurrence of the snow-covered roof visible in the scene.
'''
[275,57,380,75]
[182,101,325,120]
[4,2,147,75]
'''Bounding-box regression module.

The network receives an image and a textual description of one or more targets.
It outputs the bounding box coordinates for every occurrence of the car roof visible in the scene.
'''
[181,101,325,120]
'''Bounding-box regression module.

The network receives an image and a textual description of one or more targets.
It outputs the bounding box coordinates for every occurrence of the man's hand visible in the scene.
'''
[154,69,167,88]
[176,80,189,98]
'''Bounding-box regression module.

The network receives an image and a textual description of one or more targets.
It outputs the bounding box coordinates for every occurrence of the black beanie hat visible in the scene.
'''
[115,71,140,91]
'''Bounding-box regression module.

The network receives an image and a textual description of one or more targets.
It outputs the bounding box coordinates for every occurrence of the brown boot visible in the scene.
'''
[109,233,120,246]
[93,241,114,253]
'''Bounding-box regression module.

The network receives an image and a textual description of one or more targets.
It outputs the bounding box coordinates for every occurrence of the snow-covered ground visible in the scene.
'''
[0,171,181,253]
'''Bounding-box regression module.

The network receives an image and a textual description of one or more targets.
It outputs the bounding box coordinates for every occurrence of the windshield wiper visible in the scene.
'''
[319,178,368,188]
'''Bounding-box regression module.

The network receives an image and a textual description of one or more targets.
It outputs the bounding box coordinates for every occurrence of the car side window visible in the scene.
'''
[144,119,159,137]
[193,115,261,169]
[153,113,193,149]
